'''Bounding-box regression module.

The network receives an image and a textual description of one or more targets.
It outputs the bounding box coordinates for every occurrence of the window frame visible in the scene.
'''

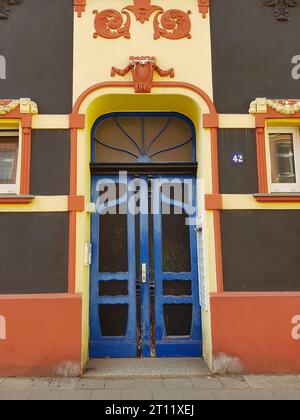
[0,124,21,195]
[266,126,300,193]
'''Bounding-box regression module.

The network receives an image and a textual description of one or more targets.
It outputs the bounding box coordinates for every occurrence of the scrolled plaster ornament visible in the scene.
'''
[153,9,192,40]
[111,56,175,93]
[123,0,162,23]
[93,9,131,39]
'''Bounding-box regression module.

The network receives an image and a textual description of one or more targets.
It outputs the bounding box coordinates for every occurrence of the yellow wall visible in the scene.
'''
[74,88,218,368]
[73,0,213,102]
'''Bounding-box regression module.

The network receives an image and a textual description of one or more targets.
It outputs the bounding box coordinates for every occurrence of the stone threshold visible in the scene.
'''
[83,358,211,380]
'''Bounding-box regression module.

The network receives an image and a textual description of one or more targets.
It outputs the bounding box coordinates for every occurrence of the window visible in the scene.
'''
[267,127,300,193]
[0,129,20,194]
[92,113,195,163]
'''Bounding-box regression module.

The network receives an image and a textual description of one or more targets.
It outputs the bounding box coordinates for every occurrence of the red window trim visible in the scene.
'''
[255,110,300,194]
[0,110,32,196]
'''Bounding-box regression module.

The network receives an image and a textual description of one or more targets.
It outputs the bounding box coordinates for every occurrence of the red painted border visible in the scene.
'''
[68,195,85,211]
[74,0,86,17]
[255,195,300,203]
[211,292,300,373]
[0,293,82,377]
[69,113,85,129]
[0,196,34,204]
[0,292,82,300]
[211,291,300,298]
[205,194,222,210]
[198,0,210,18]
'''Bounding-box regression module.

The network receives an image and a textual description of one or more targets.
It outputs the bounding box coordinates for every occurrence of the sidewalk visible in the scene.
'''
[1,375,300,400]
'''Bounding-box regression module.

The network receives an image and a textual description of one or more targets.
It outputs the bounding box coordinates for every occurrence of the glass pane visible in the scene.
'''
[269,133,296,184]
[162,210,191,272]
[99,212,128,272]
[164,304,192,336]
[0,136,18,184]
[93,114,193,163]
[99,304,128,336]
[99,281,128,296]
[163,280,192,296]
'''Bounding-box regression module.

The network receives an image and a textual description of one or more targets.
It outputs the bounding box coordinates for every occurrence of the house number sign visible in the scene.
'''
[231,153,245,165]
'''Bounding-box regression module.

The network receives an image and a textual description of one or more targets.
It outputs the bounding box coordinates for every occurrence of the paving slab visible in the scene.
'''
[243,375,277,389]
[60,390,92,400]
[135,378,164,389]
[191,377,223,390]
[152,389,185,400]
[271,375,300,389]
[219,376,249,389]
[0,390,31,400]
[213,389,276,401]
[76,378,106,390]
[91,390,122,400]
[27,390,62,400]
[272,389,300,400]
[105,379,136,389]
[85,358,210,379]
[122,389,153,400]
[29,378,60,390]
[0,378,31,390]
[162,378,194,389]
[53,378,79,390]
[182,390,215,400]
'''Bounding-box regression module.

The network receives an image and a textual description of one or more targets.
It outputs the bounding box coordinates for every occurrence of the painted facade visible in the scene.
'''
[0,0,300,376]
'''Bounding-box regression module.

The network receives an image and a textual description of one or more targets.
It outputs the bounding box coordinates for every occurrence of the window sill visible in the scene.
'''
[0,195,35,204]
[254,193,300,203]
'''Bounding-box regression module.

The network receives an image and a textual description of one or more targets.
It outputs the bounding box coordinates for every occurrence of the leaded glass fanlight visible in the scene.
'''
[92,113,195,163]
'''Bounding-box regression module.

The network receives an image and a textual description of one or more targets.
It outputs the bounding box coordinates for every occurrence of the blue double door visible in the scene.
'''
[90,174,202,358]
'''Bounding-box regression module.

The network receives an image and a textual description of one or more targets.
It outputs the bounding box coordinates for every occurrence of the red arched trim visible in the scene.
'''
[72,81,217,114]
[68,82,223,294]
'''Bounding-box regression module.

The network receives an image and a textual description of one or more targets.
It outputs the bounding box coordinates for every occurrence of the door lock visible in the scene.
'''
[141,263,147,283]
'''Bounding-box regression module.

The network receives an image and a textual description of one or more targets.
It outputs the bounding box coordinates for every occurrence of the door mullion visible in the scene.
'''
[139,176,151,357]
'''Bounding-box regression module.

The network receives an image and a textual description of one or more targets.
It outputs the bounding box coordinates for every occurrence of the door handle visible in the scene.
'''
[141,263,147,283]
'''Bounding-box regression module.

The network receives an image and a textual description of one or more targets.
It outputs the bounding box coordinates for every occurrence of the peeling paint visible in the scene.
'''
[54,362,82,378]
[213,353,244,375]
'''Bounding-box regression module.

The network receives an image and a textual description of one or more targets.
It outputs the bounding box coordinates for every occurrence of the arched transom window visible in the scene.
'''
[92,113,195,163]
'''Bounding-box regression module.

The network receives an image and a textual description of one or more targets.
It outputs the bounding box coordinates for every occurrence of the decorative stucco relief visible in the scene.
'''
[93,1,192,40]
[111,56,175,93]
[0,98,38,115]
[249,98,300,115]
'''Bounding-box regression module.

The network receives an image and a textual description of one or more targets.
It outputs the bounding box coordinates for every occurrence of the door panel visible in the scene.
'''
[153,176,202,357]
[90,175,202,358]
[90,175,137,358]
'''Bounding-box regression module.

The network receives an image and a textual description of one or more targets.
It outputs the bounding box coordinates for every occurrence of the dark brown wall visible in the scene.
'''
[221,210,300,292]
[210,0,300,113]
[0,0,73,114]
[218,129,258,194]
[30,130,70,196]
[0,213,69,294]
